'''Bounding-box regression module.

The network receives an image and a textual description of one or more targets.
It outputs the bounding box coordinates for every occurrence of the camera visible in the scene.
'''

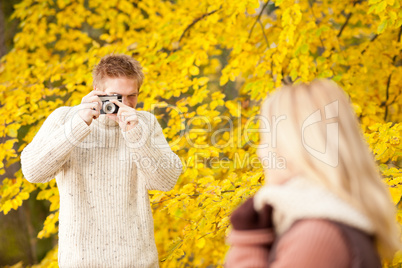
[99,94,122,114]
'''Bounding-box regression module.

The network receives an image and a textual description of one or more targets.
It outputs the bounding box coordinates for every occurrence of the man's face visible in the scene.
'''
[98,77,139,108]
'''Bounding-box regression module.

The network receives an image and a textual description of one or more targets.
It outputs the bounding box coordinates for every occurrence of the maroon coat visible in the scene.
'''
[225,197,381,268]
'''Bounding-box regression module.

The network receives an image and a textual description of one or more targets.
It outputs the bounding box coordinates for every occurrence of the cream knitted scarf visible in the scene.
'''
[253,176,374,236]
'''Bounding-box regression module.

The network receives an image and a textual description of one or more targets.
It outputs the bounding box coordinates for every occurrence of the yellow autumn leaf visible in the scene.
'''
[390,187,402,205]
[189,66,199,76]
[196,237,206,248]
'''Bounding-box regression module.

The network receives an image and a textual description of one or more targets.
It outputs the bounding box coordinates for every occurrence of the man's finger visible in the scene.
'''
[88,101,98,110]
[91,111,100,120]
[80,102,93,109]
[88,95,102,101]
[81,102,97,109]
[116,107,125,121]
[82,93,103,104]
[124,114,137,123]
[109,99,126,107]
[120,120,128,132]
[91,90,107,96]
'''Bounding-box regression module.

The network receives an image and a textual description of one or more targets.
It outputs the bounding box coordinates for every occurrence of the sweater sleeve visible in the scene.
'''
[121,111,183,191]
[225,197,275,268]
[225,200,350,268]
[21,106,91,183]
[270,219,350,268]
[226,228,275,268]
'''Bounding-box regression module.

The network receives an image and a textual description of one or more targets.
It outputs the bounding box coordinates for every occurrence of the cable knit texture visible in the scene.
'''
[21,106,183,268]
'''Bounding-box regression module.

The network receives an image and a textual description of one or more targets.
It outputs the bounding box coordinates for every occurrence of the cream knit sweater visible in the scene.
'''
[21,106,183,268]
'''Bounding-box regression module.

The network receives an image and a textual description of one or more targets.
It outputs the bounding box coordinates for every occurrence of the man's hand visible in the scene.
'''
[107,99,139,132]
[78,90,104,126]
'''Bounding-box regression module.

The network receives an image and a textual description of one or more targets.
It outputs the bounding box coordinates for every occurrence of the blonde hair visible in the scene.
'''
[258,79,400,259]
[92,54,144,91]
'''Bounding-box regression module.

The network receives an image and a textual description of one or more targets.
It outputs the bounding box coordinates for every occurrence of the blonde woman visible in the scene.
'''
[225,80,400,267]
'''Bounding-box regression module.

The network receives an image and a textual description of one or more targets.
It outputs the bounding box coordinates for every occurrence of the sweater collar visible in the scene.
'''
[253,176,374,236]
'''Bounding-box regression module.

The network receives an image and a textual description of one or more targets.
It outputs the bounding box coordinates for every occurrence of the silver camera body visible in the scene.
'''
[99,94,122,114]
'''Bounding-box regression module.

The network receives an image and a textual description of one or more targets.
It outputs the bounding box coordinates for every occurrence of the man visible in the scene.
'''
[21,54,183,267]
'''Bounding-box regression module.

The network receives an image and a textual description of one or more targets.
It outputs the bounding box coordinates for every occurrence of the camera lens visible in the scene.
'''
[103,102,116,114]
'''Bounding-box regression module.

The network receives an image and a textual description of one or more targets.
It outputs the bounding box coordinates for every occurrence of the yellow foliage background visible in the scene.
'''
[0,0,402,267]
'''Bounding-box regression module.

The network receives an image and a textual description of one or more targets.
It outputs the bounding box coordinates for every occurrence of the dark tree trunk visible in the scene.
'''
[0,0,7,58]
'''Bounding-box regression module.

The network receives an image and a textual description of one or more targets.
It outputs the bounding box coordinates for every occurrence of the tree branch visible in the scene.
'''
[361,34,378,55]
[384,73,392,121]
[337,12,352,38]
[308,0,325,49]
[337,0,362,38]
[248,1,270,40]
[178,9,220,44]
[0,0,7,58]
[258,19,270,47]
[384,26,402,121]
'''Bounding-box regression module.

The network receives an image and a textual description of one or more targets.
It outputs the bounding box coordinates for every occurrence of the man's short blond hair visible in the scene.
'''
[92,54,144,91]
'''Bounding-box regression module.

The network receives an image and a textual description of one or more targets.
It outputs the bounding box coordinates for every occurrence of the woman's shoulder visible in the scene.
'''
[282,219,348,247]
[273,219,350,267]
[273,219,381,268]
